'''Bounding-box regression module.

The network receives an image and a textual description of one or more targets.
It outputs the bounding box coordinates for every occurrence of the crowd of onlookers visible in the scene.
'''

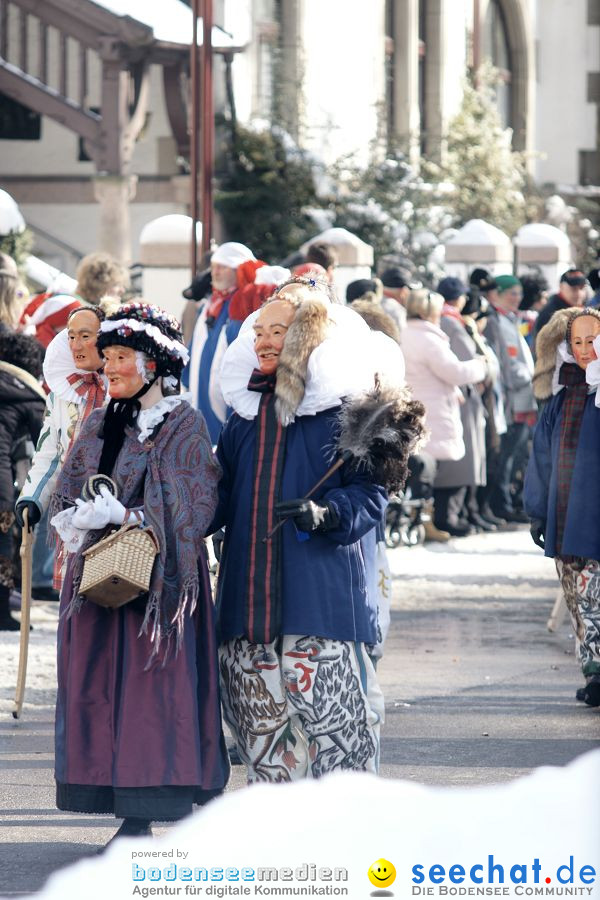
[341,263,599,542]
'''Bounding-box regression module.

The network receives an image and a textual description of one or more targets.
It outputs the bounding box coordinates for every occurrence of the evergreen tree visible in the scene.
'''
[214,125,319,261]
[0,228,32,270]
[442,63,528,236]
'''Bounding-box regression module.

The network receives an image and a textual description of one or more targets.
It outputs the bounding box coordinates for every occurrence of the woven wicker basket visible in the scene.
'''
[79,524,159,609]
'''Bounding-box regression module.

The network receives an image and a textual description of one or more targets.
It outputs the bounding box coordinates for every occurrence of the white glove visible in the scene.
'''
[71,495,111,531]
[71,487,143,531]
[98,486,129,525]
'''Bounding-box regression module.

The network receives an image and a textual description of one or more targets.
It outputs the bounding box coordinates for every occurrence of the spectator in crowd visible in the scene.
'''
[349,298,400,343]
[380,267,411,335]
[400,289,487,537]
[305,242,338,283]
[184,242,264,443]
[0,252,22,330]
[435,277,491,534]
[483,275,536,523]
[462,280,507,529]
[519,273,549,350]
[586,267,600,308]
[469,268,497,300]
[533,269,587,339]
[0,257,45,629]
[346,277,383,305]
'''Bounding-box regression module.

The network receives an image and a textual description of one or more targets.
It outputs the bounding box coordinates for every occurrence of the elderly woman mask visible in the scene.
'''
[252,300,296,375]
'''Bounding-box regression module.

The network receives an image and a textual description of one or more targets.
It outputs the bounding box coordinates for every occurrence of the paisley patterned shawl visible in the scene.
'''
[52,401,220,665]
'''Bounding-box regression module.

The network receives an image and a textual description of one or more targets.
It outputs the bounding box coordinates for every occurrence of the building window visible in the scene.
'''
[0,93,41,140]
[482,0,513,129]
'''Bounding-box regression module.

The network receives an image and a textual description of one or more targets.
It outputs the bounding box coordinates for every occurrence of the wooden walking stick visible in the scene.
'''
[12,508,33,720]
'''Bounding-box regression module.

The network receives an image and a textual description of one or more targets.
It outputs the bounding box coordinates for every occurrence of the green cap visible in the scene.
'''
[495,274,521,293]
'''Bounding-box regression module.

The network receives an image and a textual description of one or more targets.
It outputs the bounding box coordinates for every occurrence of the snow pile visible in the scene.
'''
[9,751,599,899]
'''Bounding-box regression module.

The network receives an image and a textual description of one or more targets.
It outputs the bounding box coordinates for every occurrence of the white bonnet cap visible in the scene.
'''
[211,242,256,269]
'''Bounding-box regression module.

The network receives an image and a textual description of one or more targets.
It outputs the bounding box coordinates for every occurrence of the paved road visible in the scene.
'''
[0,527,598,895]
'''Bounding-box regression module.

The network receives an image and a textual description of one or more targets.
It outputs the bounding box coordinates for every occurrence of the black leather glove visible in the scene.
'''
[275,499,340,533]
[212,528,225,562]
[530,518,545,549]
[15,500,41,531]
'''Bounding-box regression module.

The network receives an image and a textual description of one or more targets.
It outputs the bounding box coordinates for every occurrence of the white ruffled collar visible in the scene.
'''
[136,392,191,443]
[585,335,600,406]
[43,328,107,403]
[219,303,406,421]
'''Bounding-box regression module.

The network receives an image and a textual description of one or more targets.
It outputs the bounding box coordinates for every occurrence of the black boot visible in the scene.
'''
[0,587,20,631]
[583,678,600,707]
[103,818,152,850]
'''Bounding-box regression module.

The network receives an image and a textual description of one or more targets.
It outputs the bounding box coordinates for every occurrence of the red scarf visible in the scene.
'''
[65,372,106,450]
[206,289,234,321]
[442,302,464,323]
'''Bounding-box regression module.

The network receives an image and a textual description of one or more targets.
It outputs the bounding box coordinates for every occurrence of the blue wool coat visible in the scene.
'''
[524,389,600,559]
[211,407,387,644]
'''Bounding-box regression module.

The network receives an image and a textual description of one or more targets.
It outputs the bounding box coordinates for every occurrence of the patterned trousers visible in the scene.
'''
[555,557,600,678]
[219,635,384,783]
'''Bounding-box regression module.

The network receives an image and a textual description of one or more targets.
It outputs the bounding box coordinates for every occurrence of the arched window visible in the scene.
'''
[482,0,513,129]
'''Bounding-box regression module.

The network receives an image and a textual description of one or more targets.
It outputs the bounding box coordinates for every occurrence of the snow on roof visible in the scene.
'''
[445,218,511,247]
[0,188,25,235]
[94,0,241,48]
[514,223,571,249]
[140,214,202,244]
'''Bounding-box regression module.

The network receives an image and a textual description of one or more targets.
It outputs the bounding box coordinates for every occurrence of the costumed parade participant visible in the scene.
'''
[15,303,116,600]
[185,241,266,443]
[212,277,424,782]
[49,303,229,844]
[524,308,600,707]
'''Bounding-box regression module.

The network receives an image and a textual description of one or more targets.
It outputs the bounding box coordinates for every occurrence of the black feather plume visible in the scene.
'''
[336,379,426,493]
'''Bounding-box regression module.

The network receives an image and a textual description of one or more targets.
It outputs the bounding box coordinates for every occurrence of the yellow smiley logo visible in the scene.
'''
[368,858,396,888]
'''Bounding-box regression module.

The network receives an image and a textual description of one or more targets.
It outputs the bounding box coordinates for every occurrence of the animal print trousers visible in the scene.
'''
[556,558,600,677]
[219,635,384,783]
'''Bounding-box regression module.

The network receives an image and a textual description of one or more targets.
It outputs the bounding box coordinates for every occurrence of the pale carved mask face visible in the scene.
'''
[67,309,103,372]
[570,315,600,370]
[252,300,296,375]
[102,345,155,398]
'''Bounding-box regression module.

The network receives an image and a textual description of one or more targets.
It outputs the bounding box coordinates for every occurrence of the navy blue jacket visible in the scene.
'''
[524,389,600,559]
[211,406,387,644]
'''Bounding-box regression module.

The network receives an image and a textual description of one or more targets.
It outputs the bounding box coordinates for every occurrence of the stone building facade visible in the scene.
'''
[0,0,598,271]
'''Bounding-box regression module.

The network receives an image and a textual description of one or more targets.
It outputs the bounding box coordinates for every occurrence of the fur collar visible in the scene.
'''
[532,307,579,401]
[220,303,406,424]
